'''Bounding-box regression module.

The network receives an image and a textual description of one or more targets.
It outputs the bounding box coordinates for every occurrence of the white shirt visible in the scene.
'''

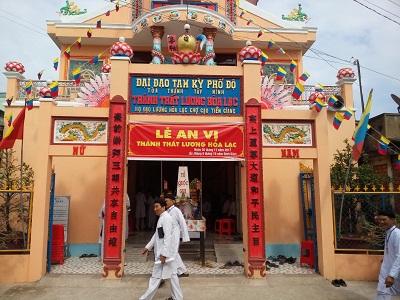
[145,211,175,279]
[377,226,400,295]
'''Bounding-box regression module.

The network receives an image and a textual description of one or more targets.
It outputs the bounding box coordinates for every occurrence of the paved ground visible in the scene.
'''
[0,273,383,300]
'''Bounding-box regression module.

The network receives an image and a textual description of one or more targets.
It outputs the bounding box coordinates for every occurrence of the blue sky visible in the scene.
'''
[0,0,399,118]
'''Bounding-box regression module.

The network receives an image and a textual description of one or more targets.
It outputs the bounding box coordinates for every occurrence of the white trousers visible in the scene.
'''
[375,291,392,300]
[139,274,183,300]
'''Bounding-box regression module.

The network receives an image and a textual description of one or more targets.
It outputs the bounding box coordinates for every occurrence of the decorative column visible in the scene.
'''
[335,68,356,109]
[150,26,165,64]
[202,28,217,66]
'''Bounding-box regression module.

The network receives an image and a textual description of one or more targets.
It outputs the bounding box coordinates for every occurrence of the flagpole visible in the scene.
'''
[338,154,353,236]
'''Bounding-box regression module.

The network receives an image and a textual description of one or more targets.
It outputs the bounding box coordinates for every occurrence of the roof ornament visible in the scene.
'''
[58,1,87,16]
[281,3,309,22]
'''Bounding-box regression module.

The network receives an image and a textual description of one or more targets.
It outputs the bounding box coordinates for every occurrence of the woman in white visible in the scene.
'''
[140,198,183,300]
[165,193,190,277]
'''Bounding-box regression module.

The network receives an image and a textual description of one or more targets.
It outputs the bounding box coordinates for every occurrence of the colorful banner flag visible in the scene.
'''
[72,67,81,84]
[64,46,71,59]
[37,69,44,80]
[87,28,92,38]
[315,97,324,112]
[328,95,338,107]
[377,136,390,155]
[247,19,253,25]
[276,48,285,54]
[352,89,373,161]
[260,52,268,66]
[105,10,110,16]
[267,39,275,49]
[53,58,59,70]
[257,29,263,38]
[116,1,120,11]
[396,154,400,170]
[292,83,304,100]
[343,108,353,120]
[289,60,297,72]
[89,53,101,64]
[75,37,82,49]
[26,96,34,110]
[333,112,344,130]
[316,83,324,91]
[49,81,59,98]
[25,81,32,95]
[0,107,26,150]
[299,72,310,82]
[236,0,239,6]
[276,67,287,81]
[6,96,13,107]
[5,113,12,127]
[240,10,246,18]
[97,19,102,28]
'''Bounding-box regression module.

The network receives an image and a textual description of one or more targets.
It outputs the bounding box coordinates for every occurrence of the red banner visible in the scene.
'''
[128,123,244,159]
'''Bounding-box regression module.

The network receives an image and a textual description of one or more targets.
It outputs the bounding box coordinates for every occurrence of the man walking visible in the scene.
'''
[375,209,400,299]
[165,193,190,277]
[139,198,183,300]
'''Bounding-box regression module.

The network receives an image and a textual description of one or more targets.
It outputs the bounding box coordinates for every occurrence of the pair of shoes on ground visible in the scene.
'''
[266,261,279,268]
[79,253,97,258]
[331,279,347,287]
[178,273,189,278]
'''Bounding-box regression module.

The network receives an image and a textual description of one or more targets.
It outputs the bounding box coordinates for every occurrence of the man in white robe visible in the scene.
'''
[139,198,183,300]
[165,193,190,277]
[376,209,400,300]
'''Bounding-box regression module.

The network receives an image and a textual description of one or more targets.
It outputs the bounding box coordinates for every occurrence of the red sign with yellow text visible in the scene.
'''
[128,123,244,159]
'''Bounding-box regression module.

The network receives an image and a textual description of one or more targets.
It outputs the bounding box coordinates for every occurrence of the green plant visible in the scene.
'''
[0,149,34,249]
[361,215,400,247]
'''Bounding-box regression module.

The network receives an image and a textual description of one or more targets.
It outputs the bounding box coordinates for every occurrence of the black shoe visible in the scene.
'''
[331,279,341,287]
[178,273,189,278]
[338,279,347,287]
[158,279,165,288]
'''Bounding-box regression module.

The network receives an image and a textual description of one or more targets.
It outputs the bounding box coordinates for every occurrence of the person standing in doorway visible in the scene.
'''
[135,187,147,231]
[98,201,105,261]
[139,198,183,300]
[221,195,232,218]
[147,191,158,230]
[165,193,190,277]
[375,209,400,299]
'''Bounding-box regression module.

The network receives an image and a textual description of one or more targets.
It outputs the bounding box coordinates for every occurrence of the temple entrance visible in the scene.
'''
[126,160,243,264]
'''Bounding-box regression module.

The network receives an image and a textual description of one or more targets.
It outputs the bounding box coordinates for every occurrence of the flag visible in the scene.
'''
[89,53,101,64]
[240,10,246,18]
[292,83,304,100]
[116,1,120,11]
[53,58,59,70]
[315,97,324,112]
[5,113,12,127]
[0,107,26,150]
[377,136,390,155]
[6,96,13,107]
[299,72,310,82]
[37,69,44,80]
[396,155,400,170]
[257,29,263,38]
[49,81,59,98]
[25,81,32,95]
[260,52,268,66]
[97,19,102,28]
[105,10,110,16]
[328,95,338,107]
[26,96,34,110]
[267,39,275,49]
[247,19,253,25]
[75,37,82,49]
[352,89,373,161]
[276,67,287,81]
[276,48,285,54]
[343,108,353,120]
[64,46,71,59]
[236,0,239,6]
[333,112,344,130]
[316,83,324,92]
[72,67,81,84]
[87,28,92,38]
[289,60,297,72]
